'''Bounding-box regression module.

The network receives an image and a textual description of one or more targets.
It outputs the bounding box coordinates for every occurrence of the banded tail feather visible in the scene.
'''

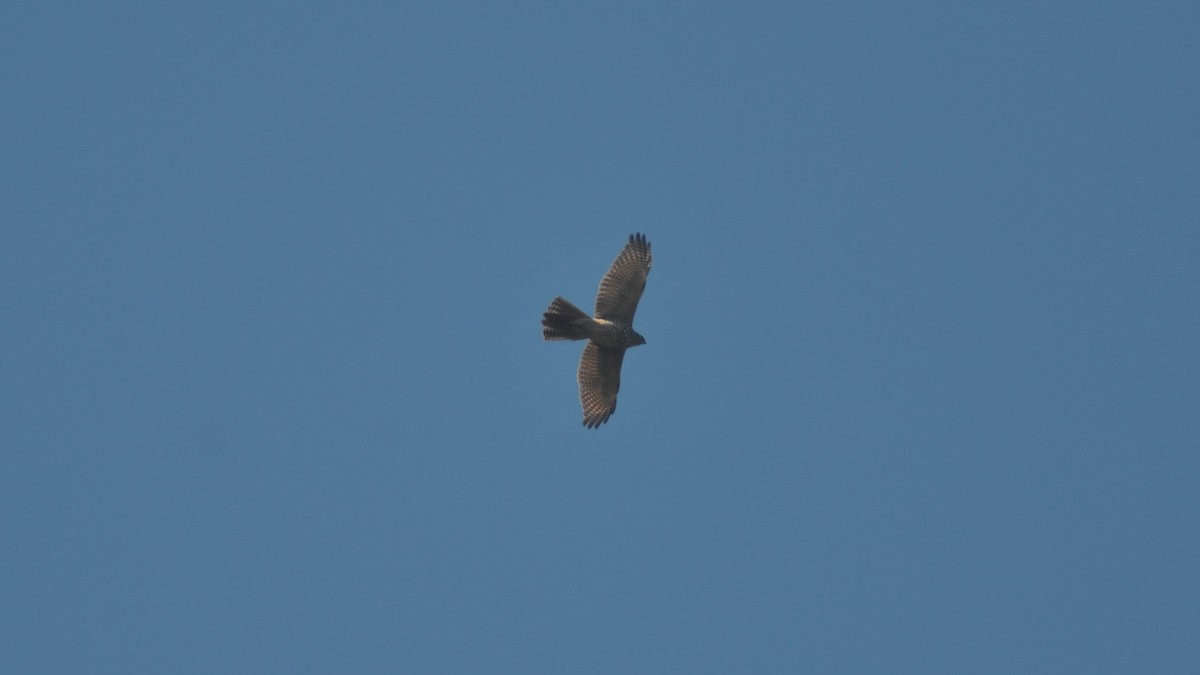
[542,297,591,340]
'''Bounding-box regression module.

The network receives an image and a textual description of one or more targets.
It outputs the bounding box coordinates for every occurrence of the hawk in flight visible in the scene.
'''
[542,233,653,428]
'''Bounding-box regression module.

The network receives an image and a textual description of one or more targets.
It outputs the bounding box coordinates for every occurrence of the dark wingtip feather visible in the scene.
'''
[582,404,615,428]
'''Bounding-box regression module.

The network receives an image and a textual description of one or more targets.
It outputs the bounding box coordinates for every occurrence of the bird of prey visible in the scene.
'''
[542,233,653,428]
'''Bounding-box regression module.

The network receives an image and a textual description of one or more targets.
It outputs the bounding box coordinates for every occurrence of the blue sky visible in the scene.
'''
[3,2,1197,672]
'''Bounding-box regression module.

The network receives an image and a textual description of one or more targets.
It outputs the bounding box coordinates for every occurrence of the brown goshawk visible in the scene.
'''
[542,233,652,428]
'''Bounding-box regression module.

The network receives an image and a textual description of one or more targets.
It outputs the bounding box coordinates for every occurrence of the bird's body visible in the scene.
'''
[542,298,644,349]
[542,233,652,428]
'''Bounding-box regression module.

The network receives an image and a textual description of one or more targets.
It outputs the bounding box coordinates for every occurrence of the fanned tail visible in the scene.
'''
[542,297,591,340]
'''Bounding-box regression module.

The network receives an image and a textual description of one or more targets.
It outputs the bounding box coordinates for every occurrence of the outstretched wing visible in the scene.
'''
[577,342,624,428]
[594,233,652,323]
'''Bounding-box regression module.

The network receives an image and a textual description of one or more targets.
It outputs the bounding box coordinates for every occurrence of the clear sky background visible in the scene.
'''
[3,3,1197,673]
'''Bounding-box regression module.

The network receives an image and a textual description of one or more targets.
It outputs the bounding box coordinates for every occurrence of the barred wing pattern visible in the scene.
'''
[577,342,624,429]
[594,233,653,322]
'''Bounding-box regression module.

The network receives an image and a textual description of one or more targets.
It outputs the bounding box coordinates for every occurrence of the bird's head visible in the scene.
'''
[630,329,647,347]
